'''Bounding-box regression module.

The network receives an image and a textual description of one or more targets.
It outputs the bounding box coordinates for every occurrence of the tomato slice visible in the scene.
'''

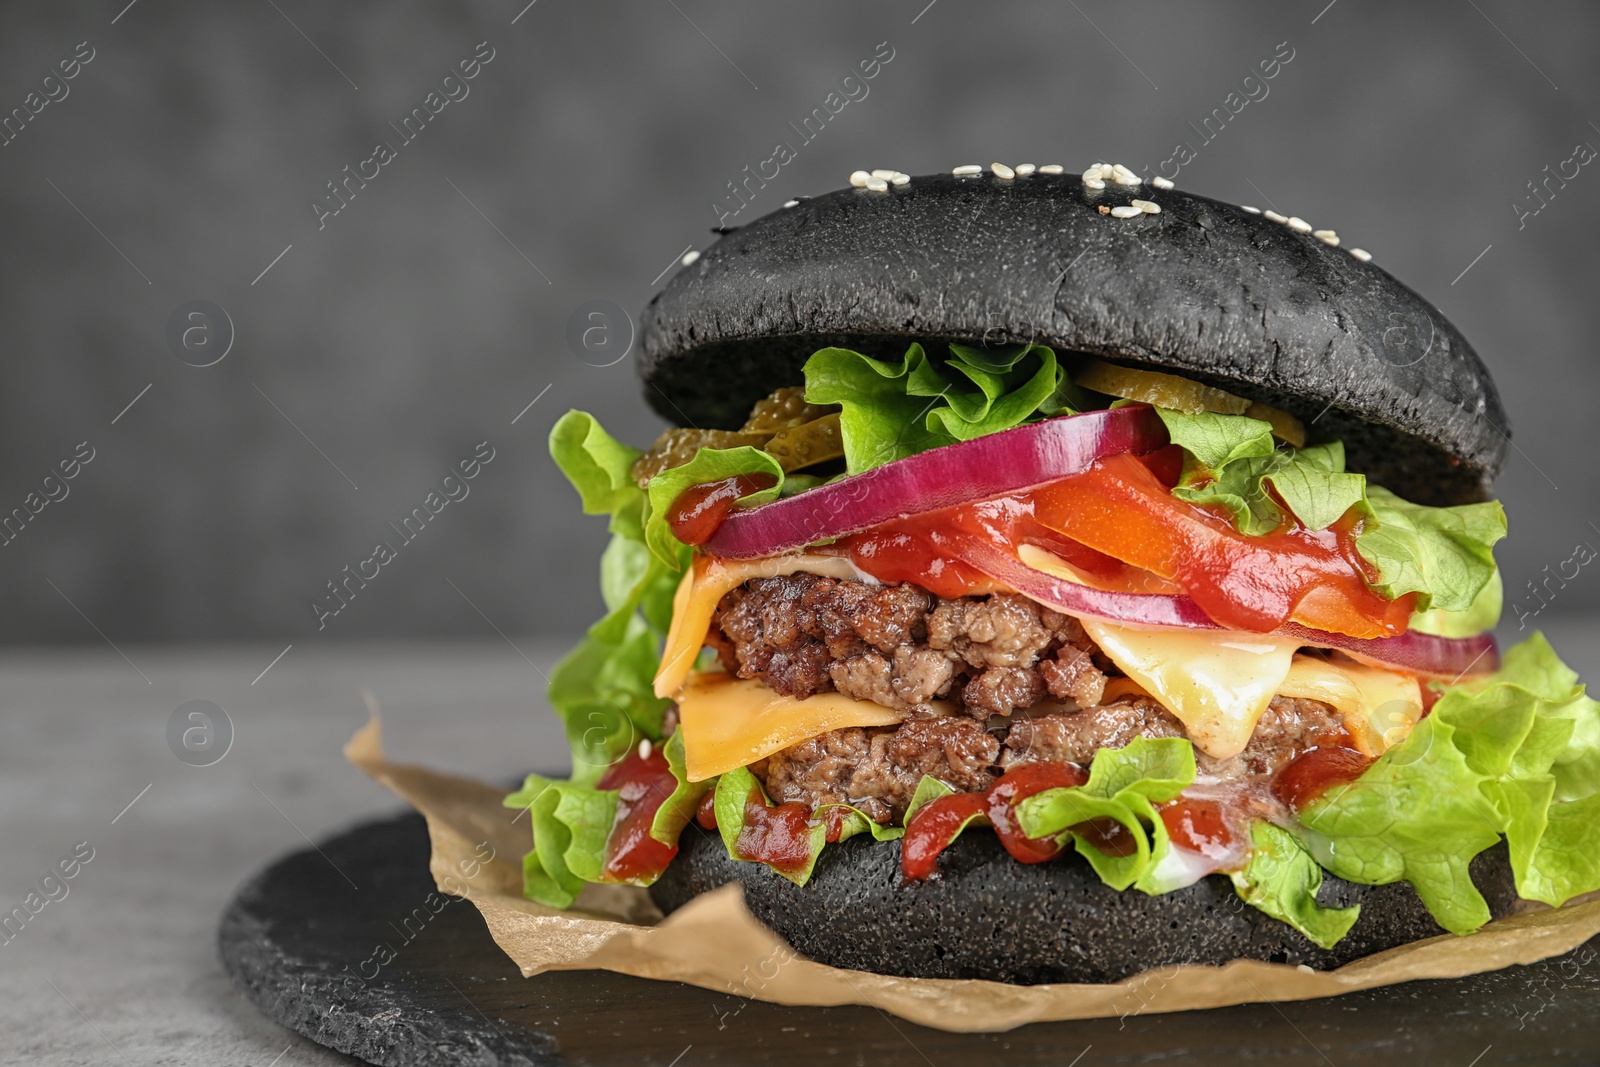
[843,508,1173,601]
[842,452,1412,640]
[1027,454,1413,637]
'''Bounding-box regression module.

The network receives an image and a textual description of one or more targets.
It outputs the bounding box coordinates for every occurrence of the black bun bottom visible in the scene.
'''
[649,830,1518,984]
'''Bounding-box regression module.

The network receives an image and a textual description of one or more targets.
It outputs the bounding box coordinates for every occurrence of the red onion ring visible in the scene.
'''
[939,530,1500,678]
[1274,622,1499,679]
[702,406,1168,560]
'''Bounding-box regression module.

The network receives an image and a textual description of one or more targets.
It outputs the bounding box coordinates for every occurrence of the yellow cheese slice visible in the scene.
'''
[654,553,871,699]
[1017,542,1118,590]
[1017,543,1181,596]
[1079,618,1299,760]
[1278,656,1422,756]
[676,672,908,782]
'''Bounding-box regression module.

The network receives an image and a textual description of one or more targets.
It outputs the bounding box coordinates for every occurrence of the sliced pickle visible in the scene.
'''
[631,428,772,486]
[1077,359,1251,415]
[1077,359,1306,445]
[634,389,845,486]
[740,386,836,432]
[1245,401,1307,448]
[763,412,844,472]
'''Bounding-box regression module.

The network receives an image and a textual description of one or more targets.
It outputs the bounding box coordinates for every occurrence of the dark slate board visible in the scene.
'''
[219,810,1600,1066]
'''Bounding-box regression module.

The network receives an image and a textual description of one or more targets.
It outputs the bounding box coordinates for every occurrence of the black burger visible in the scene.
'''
[504,162,1600,984]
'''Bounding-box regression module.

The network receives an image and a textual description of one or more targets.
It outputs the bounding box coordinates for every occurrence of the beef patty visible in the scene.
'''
[709,571,1108,717]
[758,695,1346,823]
[705,572,1352,822]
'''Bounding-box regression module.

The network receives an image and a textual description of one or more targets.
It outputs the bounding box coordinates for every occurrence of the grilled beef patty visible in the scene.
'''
[709,572,1108,716]
[707,573,1350,822]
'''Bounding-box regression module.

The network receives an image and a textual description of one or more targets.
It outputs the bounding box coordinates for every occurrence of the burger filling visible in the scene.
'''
[510,340,1600,955]
[710,573,1351,815]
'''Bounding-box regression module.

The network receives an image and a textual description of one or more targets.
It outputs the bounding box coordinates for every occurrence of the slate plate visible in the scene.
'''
[219,810,1600,1066]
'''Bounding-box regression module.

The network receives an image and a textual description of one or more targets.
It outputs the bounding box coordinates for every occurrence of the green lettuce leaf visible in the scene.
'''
[803,342,1079,474]
[1519,796,1600,906]
[504,732,707,907]
[779,473,825,497]
[1301,709,1503,933]
[1483,633,1600,803]
[545,612,668,787]
[1172,452,1287,536]
[545,411,687,785]
[904,774,956,822]
[1155,409,1276,470]
[1230,822,1360,950]
[1300,633,1600,933]
[1410,570,1503,638]
[1357,486,1507,613]
[503,775,618,908]
[1263,442,1369,533]
[599,534,649,614]
[1156,407,1504,617]
[1162,411,1365,537]
[648,730,714,846]
[643,446,784,565]
[1014,737,1196,891]
[549,409,647,540]
[819,805,907,845]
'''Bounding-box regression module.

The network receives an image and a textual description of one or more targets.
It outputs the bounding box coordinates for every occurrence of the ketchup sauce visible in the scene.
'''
[902,762,1088,881]
[986,763,1091,862]
[694,790,718,830]
[843,528,991,600]
[733,788,817,873]
[665,473,778,546]
[822,806,851,843]
[900,793,988,881]
[595,746,680,883]
[1159,798,1235,859]
[697,786,878,872]
[1271,745,1374,812]
[1136,443,1186,488]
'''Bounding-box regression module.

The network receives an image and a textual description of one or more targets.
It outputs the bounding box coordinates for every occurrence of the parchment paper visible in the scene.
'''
[347,717,1600,1032]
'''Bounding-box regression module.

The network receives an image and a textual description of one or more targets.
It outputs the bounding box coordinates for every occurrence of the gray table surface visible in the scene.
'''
[1,638,572,1066]
[6,622,1599,1066]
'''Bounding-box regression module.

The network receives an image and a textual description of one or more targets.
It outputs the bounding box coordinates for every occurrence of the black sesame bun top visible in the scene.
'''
[639,170,1507,506]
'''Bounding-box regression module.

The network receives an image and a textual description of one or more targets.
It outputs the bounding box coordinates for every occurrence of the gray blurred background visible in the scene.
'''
[2,0,1597,648]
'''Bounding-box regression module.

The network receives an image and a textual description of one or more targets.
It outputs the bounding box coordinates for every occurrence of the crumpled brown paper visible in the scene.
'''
[347,717,1600,1032]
